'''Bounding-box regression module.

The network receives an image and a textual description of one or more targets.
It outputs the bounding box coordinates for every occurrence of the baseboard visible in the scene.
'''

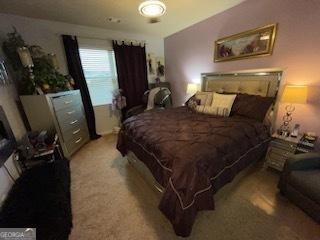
[98,130,114,136]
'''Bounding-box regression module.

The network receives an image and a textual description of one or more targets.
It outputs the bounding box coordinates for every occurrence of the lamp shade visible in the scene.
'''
[186,83,199,95]
[281,85,308,104]
[48,53,59,69]
[17,47,34,67]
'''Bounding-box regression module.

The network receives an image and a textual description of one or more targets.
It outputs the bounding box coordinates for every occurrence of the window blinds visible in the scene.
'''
[79,48,118,106]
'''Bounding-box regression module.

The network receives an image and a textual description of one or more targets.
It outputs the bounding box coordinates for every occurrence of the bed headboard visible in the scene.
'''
[201,69,283,132]
[201,69,282,98]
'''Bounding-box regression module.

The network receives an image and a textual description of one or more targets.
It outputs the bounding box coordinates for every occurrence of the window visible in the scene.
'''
[79,48,118,106]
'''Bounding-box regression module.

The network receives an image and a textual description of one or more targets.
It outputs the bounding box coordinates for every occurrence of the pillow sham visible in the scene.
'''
[210,92,237,117]
[195,91,213,106]
[231,93,274,122]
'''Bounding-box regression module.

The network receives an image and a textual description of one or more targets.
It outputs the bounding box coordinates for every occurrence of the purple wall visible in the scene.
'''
[165,0,320,135]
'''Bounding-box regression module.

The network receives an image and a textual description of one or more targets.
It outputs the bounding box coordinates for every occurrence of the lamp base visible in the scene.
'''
[278,103,295,137]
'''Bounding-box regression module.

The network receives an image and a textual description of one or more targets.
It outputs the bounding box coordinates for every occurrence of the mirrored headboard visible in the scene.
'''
[201,69,283,132]
[201,69,282,98]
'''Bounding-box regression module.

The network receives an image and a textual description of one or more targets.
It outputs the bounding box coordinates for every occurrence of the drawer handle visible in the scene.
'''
[75,137,82,144]
[67,110,76,115]
[70,120,78,125]
[64,100,73,105]
[73,129,81,135]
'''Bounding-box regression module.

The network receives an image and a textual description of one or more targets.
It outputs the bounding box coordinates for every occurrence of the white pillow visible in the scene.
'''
[195,105,230,117]
[211,93,237,116]
[195,91,213,106]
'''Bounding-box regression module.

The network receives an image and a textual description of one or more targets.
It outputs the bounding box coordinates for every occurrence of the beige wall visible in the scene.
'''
[0,78,24,204]
[0,13,164,135]
[0,84,26,139]
[93,105,120,135]
[0,14,164,76]
[0,47,26,204]
[0,63,24,204]
[0,51,26,141]
[0,13,164,201]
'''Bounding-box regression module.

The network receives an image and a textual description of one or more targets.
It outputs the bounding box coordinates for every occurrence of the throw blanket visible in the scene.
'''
[117,107,270,236]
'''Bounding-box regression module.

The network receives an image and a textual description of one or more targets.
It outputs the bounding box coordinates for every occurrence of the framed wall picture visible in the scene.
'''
[147,53,166,83]
[147,53,156,75]
[155,57,165,77]
[214,23,278,62]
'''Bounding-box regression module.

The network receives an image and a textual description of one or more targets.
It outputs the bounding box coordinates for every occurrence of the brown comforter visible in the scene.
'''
[117,107,270,237]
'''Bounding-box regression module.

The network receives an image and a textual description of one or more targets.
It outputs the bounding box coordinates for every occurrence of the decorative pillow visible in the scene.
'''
[186,95,201,110]
[195,91,213,106]
[231,93,274,122]
[210,92,237,117]
[195,105,230,117]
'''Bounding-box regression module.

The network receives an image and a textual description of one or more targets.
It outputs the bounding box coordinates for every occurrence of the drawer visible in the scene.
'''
[62,123,88,142]
[55,105,84,124]
[51,93,81,111]
[269,147,294,158]
[59,116,86,133]
[266,148,290,165]
[270,140,296,152]
[268,149,290,161]
[65,131,89,155]
[267,160,284,171]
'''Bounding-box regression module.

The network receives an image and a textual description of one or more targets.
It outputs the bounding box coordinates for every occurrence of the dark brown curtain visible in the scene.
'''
[62,35,100,140]
[113,41,148,115]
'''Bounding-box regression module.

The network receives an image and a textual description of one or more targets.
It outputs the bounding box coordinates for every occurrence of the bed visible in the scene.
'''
[117,69,283,237]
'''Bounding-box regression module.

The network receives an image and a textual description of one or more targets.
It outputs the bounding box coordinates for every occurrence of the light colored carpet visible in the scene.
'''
[69,135,320,240]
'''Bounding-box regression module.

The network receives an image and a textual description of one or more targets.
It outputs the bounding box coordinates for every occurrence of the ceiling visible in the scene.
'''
[0,0,245,37]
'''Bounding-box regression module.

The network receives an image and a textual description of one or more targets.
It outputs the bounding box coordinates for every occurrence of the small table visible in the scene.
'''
[18,145,63,171]
[264,134,302,171]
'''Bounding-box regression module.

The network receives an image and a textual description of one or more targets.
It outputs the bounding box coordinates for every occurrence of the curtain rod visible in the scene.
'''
[56,33,147,45]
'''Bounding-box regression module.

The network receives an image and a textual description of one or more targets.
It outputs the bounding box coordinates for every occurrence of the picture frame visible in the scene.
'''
[155,56,165,77]
[147,53,156,75]
[214,23,278,62]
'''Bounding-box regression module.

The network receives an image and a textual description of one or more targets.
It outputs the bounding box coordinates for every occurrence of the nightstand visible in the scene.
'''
[264,134,302,171]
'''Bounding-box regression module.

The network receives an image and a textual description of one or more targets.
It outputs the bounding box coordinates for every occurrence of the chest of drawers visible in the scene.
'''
[20,90,89,158]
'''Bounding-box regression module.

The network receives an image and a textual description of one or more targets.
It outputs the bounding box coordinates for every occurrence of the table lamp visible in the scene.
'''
[17,46,36,93]
[186,83,199,96]
[279,85,308,136]
[17,47,33,68]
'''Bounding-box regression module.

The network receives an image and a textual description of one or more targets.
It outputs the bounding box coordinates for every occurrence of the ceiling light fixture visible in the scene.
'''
[138,0,166,18]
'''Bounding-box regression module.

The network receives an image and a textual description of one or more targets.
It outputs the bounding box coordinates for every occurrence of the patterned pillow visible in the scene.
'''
[195,105,230,117]
[186,95,201,110]
[210,92,237,117]
[195,91,213,106]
